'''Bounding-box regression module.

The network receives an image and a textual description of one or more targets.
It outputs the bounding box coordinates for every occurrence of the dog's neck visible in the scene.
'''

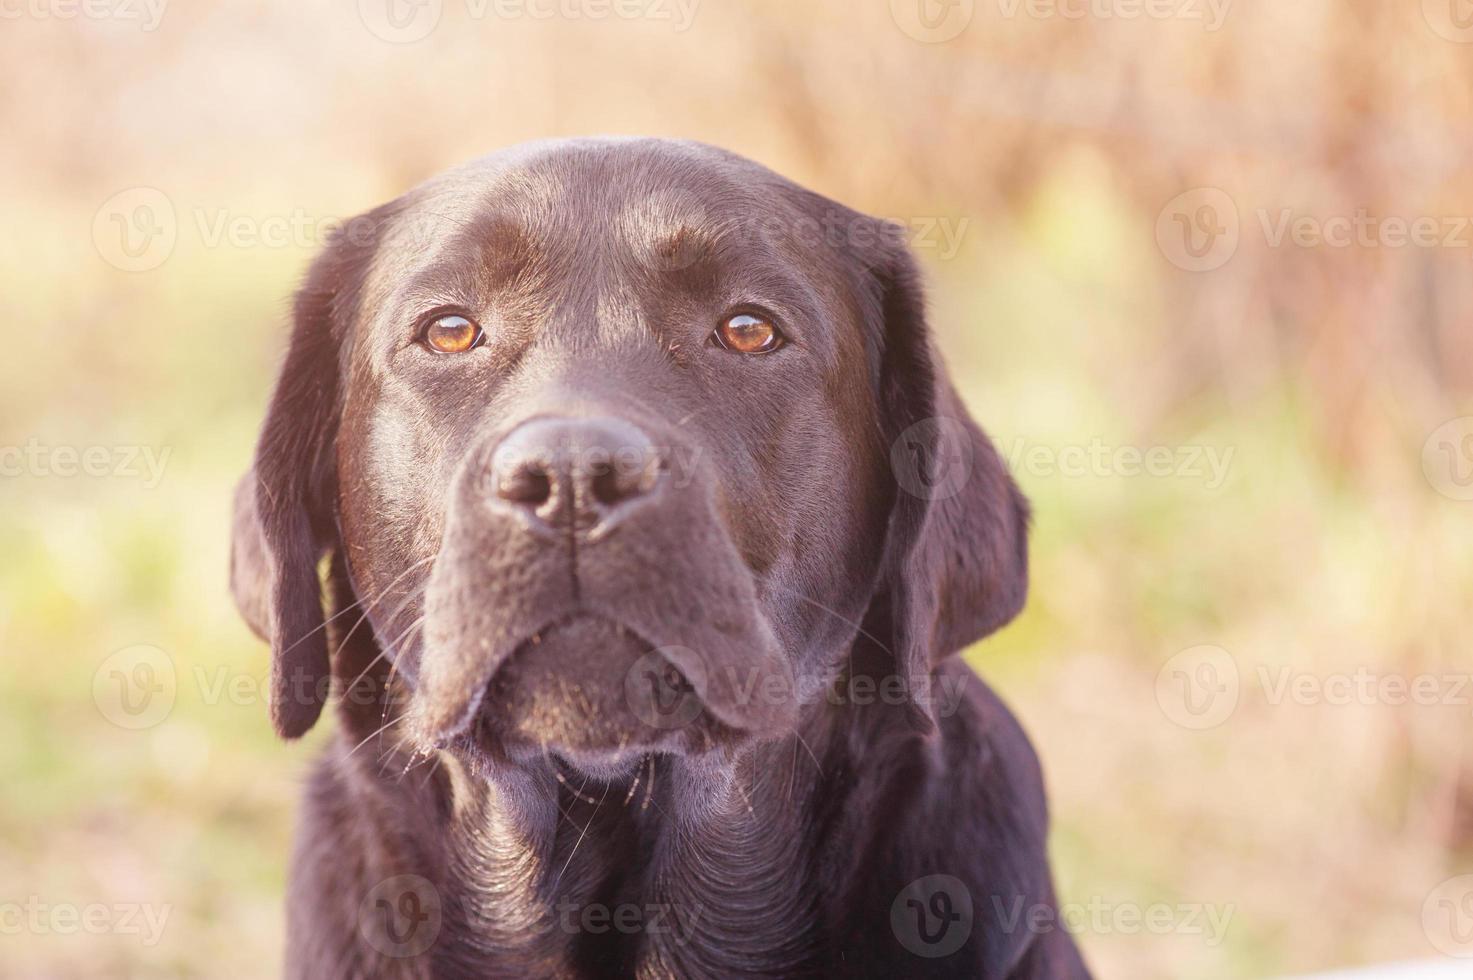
[330,614,912,976]
[413,733,830,977]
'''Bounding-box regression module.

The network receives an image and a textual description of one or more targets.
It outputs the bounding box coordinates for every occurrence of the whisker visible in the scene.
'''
[344,715,406,762]
[622,761,643,807]
[793,732,823,777]
[641,754,658,814]
[328,555,436,666]
[346,615,425,695]
[271,553,432,661]
[550,779,610,895]
[760,580,895,658]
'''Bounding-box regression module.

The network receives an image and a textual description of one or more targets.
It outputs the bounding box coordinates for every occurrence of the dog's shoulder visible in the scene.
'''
[283,737,443,979]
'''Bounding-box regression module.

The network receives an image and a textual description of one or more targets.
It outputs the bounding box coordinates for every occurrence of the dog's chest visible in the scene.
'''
[437,779,823,979]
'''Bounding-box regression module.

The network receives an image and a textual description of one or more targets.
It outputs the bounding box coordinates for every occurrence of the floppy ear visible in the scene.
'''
[229,469,272,642]
[867,229,1031,732]
[230,215,381,738]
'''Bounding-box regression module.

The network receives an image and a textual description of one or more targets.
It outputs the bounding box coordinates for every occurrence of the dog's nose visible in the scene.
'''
[489,416,664,534]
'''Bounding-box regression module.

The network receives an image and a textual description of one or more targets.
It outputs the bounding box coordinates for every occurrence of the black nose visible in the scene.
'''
[489,416,664,535]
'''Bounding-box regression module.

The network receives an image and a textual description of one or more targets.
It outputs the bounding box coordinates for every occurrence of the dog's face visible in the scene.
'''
[232,138,1029,776]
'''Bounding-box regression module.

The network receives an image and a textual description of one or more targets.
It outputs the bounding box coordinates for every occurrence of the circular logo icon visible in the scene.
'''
[1423,874,1473,958]
[889,0,975,43]
[624,647,707,731]
[1155,644,1239,730]
[1156,187,1240,272]
[92,187,177,273]
[1422,417,1473,501]
[891,874,973,958]
[358,0,443,43]
[891,417,975,501]
[93,645,177,730]
[359,874,443,958]
[1423,0,1473,43]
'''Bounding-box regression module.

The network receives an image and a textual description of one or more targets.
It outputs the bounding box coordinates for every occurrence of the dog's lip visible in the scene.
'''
[412,598,800,747]
[412,611,665,746]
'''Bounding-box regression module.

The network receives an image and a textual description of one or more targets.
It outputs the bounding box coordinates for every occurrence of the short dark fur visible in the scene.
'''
[231,138,1090,979]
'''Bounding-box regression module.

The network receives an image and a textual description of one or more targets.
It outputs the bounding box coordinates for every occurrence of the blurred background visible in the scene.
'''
[2,0,1471,976]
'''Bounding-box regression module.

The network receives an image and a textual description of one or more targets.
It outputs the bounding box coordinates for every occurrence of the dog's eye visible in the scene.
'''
[713,313,783,354]
[422,314,483,354]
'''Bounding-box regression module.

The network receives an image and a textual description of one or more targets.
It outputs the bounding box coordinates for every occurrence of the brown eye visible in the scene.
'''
[714,313,783,354]
[422,314,482,354]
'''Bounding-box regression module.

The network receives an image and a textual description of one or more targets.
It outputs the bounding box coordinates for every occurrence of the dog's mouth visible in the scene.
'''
[408,480,803,771]
[490,615,723,753]
[421,614,755,772]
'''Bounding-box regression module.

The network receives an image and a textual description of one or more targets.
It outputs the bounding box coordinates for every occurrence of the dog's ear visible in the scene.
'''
[864,225,1030,733]
[230,212,382,738]
[229,469,272,642]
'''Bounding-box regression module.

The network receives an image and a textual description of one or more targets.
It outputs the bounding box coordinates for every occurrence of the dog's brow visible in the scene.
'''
[653,224,722,256]
[390,211,541,307]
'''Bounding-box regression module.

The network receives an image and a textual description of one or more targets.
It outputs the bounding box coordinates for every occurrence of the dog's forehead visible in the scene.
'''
[379,139,772,272]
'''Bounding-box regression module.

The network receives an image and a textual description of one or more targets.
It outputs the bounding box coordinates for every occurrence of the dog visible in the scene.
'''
[230,137,1090,979]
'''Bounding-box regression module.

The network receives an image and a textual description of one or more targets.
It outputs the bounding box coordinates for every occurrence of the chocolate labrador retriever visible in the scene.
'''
[230,137,1090,979]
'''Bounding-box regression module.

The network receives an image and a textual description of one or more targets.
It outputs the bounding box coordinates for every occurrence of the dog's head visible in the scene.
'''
[231,138,1028,775]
